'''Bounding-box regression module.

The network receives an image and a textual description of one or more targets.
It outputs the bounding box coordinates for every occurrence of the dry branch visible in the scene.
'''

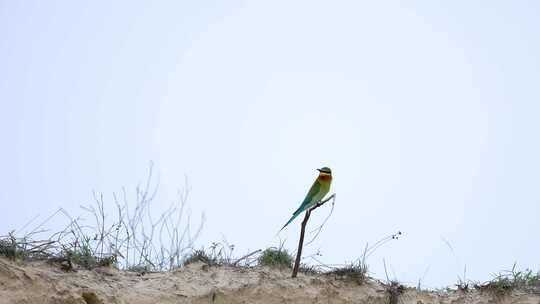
[291,193,335,278]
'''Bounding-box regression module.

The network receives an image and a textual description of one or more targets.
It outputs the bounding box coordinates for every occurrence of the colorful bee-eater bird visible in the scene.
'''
[280,167,332,231]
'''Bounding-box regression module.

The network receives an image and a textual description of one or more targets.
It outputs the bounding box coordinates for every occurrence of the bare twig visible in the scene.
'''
[305,194,336,246]
[233,249,262,266]
[292,193,335,278]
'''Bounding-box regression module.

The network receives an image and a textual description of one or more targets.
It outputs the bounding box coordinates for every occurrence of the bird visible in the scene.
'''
[280,167,332,231]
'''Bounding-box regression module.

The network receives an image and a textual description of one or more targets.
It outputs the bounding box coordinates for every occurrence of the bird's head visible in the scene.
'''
[317,167,332,176]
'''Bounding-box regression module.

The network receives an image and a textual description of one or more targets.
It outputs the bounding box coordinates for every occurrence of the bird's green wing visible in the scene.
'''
[293,180,321,215]
[279,180,321,231]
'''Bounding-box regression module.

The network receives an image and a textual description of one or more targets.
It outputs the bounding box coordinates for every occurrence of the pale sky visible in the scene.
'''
[1,1,539,287]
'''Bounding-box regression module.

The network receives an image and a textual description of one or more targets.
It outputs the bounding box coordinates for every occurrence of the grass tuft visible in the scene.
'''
[126,264,152,274]
[326,260,369,284]
[0,236,20,260]
[183,249,216,266]
[258,247,293,269]
[384,280,405,304]
[299,263,322,275]
[183,241,238,267]
[475,264,540,295]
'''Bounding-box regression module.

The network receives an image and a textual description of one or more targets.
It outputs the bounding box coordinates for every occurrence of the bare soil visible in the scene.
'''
[1,257,539,304]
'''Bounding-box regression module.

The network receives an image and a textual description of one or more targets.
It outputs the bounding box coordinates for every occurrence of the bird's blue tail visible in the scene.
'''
[279,208,304,232]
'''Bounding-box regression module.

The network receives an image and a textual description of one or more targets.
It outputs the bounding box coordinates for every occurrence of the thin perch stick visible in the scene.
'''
[291,193,335,278]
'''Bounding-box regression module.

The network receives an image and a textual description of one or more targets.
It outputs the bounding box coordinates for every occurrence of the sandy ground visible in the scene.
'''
[1,257,539,304]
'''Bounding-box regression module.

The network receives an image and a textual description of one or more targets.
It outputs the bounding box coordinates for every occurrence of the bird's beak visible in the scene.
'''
[316,169,322,172]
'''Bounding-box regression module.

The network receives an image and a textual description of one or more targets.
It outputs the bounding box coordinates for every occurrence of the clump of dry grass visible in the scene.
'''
[383,280,405,304]
[326,260,369,284]
[378,258,406,304]
[183,241,238,267]
[474,264,540,295]
[298,263,322,275]
[0,164,204,272]
[183,249,215,266]
[323,231,401,285]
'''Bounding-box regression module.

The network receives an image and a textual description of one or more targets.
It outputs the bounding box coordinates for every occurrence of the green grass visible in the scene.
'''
[183,242,237,267]
[325,260,369,284]
[257,247,293,269]
[183,249,217,266]
[126,264,152,274]
[298,263,322,275]
[475,264,540,295]
[0,237,20,260]
[0,234,53,261]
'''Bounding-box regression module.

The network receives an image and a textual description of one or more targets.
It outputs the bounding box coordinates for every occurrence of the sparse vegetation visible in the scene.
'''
[2,166,539,298]
[323,231,401,285]
[127,264,152,274]
[298,263,322,275]
[475,264,540,295]
[183,249,215,266]
[183,241,241,267]
[0,235,20,260]
[0,164,205,272]
[380,258,405,304]
[456,280,470,292]
[383,280,405,304]
[451,265,470,292]
[258,247,293,269]
[0,233,56,261]
[326,260,369,284]
[63,246,100,270]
